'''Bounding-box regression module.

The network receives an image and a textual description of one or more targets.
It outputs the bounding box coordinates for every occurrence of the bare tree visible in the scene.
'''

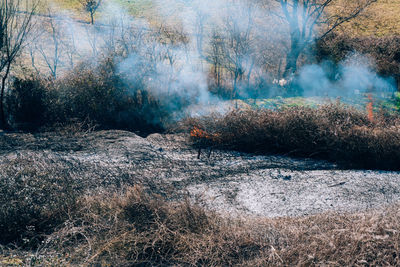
[81,0,102,25]
[206,30,225,90]
[222,5,256,99]
[275,0,377,77]
[29,11,83,77]
[0,0,37,129]
[86,25,99,57]
[63,26,79,70]
[194,9,207,60]
[36,12,62,79]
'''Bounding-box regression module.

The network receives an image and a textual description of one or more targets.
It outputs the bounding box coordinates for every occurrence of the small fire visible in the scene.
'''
[366,94,374,122]
[190,126,220,141]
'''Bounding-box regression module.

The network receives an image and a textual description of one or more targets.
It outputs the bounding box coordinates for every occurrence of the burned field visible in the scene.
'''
[1,124,400,265]
[3,126,400,218]
[1,0,400,265]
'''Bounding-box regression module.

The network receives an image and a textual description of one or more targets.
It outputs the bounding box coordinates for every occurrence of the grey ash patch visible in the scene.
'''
[1,130,400,217]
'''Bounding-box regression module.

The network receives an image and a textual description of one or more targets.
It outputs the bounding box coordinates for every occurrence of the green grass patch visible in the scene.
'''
[239,95,399,113]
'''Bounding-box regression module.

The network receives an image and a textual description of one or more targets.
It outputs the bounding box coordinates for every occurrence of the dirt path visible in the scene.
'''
[1,130,400,217]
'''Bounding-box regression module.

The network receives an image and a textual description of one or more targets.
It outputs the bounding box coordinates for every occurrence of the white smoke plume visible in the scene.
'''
[28,0,397,118]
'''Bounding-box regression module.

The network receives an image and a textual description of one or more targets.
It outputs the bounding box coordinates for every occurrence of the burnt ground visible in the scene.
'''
[1,129,400,218]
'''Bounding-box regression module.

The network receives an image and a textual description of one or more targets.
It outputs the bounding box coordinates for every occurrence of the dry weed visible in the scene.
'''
[186,104,400,170]
[33,186,400,266]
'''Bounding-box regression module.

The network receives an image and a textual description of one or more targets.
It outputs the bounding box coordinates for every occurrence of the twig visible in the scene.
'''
[328,181,346,187]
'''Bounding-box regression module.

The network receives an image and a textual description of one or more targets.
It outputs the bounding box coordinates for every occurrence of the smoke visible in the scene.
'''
[114,0,250,118]
[28,0,397,122]
[297,53,396,100]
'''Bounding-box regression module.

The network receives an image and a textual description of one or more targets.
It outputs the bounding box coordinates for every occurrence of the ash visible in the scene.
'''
[2,130,400,218]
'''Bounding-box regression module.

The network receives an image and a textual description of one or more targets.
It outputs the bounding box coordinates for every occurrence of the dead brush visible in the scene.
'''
[35,185,400,266]
[186,104,400,170]
[180,115,223,158]
[39,117,99,135]
[41,185,271,266]
[190,126,221,158]
[0,150,142,249]
[264,206,400,266]
[0,155,83,247]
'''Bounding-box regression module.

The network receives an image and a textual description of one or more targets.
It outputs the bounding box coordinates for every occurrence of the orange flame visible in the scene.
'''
[190,126,220,141]
[366,94,374,122]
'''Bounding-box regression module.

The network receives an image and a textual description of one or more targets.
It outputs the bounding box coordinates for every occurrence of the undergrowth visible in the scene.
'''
[1,155,400,265]
[2,180,400,266]
[185,104,400,170]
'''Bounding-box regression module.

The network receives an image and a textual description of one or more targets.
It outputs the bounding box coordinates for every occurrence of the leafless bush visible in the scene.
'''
[5,55,169,135]
[0,148,140,248]
[186,104,400,170]
[5,76,56,130]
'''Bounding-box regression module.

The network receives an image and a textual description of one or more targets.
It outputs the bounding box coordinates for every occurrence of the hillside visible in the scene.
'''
[44,0,155,21]
[44,0,400,36]
[334,0,400,36]
[1,0,400,264]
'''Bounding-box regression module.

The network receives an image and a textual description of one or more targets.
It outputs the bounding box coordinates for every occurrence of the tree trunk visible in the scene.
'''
[397,76,400,92]
[0,80,5,129]
[283,49,300,78]
[280,0,303,78]
[283,23,302,78]
[0,63,11,130]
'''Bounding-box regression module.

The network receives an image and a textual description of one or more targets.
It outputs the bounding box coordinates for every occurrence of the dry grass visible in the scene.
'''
[43,186,265,266]
[185,104,400,170]
[0,150,139,248]
[0,156,82,247]
[2,123,400,265]
[262,205,400,266]
[1,157,400,266]
[332,0,400,36]
[4,185,399,266]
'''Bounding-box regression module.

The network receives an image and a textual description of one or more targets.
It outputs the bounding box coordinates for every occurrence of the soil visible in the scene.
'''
[1,129,400,218]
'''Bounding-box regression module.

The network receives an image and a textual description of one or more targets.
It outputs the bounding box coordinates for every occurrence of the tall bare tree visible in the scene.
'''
[36,11,62,79]
[275,0,377,77]
[222,4,255,99]
[0,0,37,129]
[206,30,225,90]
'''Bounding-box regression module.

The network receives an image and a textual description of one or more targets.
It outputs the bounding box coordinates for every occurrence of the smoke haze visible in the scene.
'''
[28,0,397,119]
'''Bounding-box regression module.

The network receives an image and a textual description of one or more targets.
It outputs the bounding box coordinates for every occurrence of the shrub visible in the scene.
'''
[5,56,168,135]
[5,77,52,130]
[185,104,400,170]
[0,148,139,248]
[42,185,269,266]
[56,57,166,136]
